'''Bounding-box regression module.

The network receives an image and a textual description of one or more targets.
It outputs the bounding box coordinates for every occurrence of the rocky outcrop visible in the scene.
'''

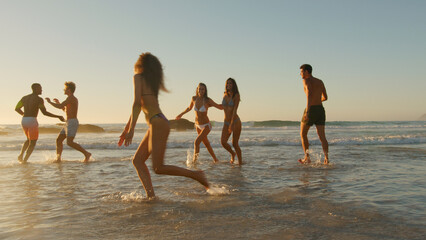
[52,123,105,133]
[169,119,195,130]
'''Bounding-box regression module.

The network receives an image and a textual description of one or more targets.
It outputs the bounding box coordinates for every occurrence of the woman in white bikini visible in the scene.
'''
[221,78,242,165]
[176,83,223,163]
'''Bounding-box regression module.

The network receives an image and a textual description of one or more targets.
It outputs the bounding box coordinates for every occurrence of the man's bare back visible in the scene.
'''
[15,83,64,162]
[303,77,328,108]
[20,94,44,117]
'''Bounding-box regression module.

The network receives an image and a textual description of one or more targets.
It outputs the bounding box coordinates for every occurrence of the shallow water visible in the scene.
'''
[0,122,425,239]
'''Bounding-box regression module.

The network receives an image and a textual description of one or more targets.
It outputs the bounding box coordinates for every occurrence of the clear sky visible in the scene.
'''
[1,0,425,124]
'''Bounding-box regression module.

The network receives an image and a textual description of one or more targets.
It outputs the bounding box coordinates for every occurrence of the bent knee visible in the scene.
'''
[153,166,165,175]
[132,157,140,167]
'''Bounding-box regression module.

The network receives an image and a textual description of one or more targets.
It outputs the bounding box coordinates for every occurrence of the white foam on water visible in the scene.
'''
[42,151,59,163]
[186,149,195,167]
[102,191,153,203]
[207,185,230,195]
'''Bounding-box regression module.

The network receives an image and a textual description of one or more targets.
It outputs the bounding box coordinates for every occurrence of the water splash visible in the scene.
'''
[42,151,58,163]
[207,186,230,195]
[186,149,196,167]
[103,191,153,203]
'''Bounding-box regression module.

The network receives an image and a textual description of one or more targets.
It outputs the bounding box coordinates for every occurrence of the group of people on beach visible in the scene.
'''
[15,52,329,199]
[15,81,91,163]
[175,80,242,165]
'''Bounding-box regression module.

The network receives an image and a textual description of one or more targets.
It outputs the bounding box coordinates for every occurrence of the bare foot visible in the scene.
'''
[192,153,199,163]
[83,152,91,162]
[324,158,329,165]
[194,170,209,189]
[18,155,24,163]
[118,136,125,147]
[52,154,61,163]
[230,152,236,164]
[298,157,311,164]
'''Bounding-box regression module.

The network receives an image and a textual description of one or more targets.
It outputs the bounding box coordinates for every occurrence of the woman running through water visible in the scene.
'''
[221,78,242,165]
[176,83,223,163]
[119,53,209,199]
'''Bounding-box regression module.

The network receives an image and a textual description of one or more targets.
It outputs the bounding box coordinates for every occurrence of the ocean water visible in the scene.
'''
[0,121,425,239]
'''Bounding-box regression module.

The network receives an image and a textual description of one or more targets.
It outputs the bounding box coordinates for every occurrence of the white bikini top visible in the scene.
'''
[194,99,207,112]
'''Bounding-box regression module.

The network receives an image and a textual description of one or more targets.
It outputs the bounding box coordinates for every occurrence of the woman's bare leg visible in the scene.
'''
[150,118,209,188]
[195,126,218,162]
[202,136,219,163]
[232,120,242,165]
[221,125,235,163]
[132,130,155,198]
[193,127,202,162]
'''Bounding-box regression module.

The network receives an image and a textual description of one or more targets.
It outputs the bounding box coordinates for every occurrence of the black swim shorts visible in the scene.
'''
[301,105,326,126]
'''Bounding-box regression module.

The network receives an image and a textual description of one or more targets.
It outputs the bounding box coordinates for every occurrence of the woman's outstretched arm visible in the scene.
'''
[176,97,195,120]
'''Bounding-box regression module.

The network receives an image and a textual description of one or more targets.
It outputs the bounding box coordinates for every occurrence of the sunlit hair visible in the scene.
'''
[134,52,168,96]
[196,83,208,100]
[225,78,240,98]
[65,81,76,93]
[300,64,313,74]
[31,83,41,92]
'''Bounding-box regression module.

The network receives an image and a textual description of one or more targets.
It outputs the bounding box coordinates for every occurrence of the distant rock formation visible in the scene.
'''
[39,127,62,134]
[419,114,426,121]
[52,123,105,133]
[169,119,195,130]
[78,124,105,133]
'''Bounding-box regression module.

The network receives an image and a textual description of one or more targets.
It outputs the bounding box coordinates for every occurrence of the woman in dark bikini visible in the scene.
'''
[221,78,242,165]
[176,83,222,163]
[119,53,209,199]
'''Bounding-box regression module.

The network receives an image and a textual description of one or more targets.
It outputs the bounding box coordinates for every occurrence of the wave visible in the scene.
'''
[36,124,105,134]
[1,134,424,151]
[252,120,300,127]
[55,124,105,133]
[249,120,426,128]
[1,121,425,134]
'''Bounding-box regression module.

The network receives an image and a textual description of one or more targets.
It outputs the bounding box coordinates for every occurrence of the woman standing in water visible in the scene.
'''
[221,78,242,165]
[119,53,209,199]
[176,83,223,163]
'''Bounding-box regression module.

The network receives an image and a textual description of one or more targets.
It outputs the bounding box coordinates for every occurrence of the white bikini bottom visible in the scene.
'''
[195,122,211,131]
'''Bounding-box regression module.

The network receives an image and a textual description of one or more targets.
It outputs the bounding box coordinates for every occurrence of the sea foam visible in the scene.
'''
[207,186,230,195]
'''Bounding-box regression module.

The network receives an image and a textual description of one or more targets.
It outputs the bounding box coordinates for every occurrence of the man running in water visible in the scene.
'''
[46,81,91,162]
[299,64,329,164]
[15,83,65,163]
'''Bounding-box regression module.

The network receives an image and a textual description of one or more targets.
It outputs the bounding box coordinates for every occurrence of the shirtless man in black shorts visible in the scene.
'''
[298,64,329,164]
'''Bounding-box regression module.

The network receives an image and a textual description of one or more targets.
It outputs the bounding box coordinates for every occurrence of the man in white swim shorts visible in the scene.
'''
[15,83,64,163]
[60,118,79,137]
[46,82,91,162]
